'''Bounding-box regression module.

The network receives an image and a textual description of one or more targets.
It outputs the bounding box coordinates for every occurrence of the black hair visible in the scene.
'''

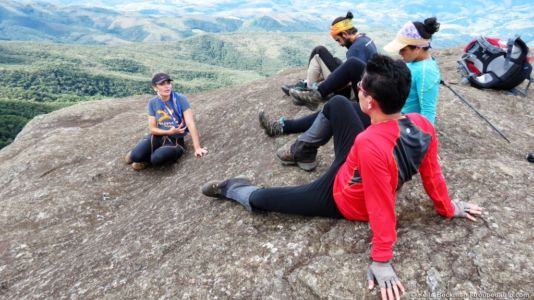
[362,54,411,114]
[413,17,440,39]
[332,11,357,35]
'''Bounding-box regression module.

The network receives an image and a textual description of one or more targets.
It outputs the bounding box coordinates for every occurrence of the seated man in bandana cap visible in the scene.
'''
[260,12,377,171]
[281,11,377,102]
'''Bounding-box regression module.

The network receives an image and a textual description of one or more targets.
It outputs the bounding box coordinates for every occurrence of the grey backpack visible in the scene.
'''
[458,36,532,91]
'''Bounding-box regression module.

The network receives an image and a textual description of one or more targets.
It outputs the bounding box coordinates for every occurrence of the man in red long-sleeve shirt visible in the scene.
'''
[202,54,482,300]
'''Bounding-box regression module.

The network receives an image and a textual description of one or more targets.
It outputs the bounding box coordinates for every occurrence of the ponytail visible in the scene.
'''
[413,17,440,39]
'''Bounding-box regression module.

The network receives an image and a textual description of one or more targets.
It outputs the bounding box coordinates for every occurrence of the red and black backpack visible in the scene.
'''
[458,36,532,90]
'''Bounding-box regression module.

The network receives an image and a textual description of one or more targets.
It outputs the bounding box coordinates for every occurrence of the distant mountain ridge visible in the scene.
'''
[2,0,533,46]
[0,0,324,44]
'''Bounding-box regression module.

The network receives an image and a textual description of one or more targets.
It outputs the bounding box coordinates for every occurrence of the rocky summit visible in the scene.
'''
[1,48,533,299]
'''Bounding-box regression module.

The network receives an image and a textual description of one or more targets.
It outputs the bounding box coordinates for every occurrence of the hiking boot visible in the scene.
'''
[281,79,307,96]
[276,140,318,171]
[259,111,284,137]
[124,151,133,164]
[289,88,323,111]
[201,175,252,198]
[131,162,147,171]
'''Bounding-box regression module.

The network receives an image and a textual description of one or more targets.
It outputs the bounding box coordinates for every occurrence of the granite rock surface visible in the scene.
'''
[1,48,533,299]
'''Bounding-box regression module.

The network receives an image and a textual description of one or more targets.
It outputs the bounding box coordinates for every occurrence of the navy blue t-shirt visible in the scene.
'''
[148,92,190,138]
[346,34,377,64]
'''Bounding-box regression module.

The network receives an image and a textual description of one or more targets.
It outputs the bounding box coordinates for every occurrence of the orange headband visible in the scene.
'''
[330,19,353,38]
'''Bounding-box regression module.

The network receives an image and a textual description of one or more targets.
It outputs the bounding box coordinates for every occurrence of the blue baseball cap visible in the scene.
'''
[151,73,173,85]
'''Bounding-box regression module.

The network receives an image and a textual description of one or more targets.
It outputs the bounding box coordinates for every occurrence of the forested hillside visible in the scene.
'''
[0,32,353,149]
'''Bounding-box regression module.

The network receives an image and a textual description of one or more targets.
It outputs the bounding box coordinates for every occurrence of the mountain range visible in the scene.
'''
[1,0,533,47]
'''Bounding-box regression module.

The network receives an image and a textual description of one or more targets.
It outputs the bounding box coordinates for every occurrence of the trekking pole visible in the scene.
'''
[440,80,511,143]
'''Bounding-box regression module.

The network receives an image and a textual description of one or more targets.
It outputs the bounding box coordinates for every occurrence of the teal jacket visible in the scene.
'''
[402,58,441,124]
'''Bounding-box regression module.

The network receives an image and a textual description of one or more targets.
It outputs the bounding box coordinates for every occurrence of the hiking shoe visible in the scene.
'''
[124,151,133,164]
[201,175,252,198]
[281,80,307,96]
[127,151,148,170]
[289,88,323,111]
[259,111,284,137]
[281,85,292,96]
[131,162,147,171]
[276,141,318,171]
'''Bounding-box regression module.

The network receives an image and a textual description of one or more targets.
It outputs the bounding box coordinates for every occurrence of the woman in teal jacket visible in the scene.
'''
[384,17,441,124]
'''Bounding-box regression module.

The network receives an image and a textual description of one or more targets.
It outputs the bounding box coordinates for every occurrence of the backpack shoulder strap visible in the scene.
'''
[476,36,504,55]
[504,36,519,67]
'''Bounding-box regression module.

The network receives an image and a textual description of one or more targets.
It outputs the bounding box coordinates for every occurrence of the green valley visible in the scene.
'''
[0,32,350,149]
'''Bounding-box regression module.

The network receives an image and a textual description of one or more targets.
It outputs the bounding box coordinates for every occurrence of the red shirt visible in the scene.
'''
[333,113,455,262]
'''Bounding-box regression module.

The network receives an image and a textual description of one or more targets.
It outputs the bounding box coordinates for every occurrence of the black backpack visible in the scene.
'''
[458,36,532,91]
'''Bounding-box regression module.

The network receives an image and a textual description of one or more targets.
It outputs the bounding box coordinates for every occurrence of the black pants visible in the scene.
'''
[284,102,370,134]
[283,112,319,134]
[283,57,368,134]
[130,135,185,166]
[249,96,365,217]
[318,57,366,99]
[308,45,353,98]
[308,45,343,72]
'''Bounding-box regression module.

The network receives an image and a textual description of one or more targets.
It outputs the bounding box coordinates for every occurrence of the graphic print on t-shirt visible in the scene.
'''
[156,107,179,129]
[157,109,172,124]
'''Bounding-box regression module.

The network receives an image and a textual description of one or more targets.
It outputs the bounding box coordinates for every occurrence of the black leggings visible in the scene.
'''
[308,45,343,72]
[283,112,319,134]
[130,135,185,166]
[283,102,370,134]
[249,96,365,217]
[308,45,351,98]
[318,57,366,98]
[283,57,368,134]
